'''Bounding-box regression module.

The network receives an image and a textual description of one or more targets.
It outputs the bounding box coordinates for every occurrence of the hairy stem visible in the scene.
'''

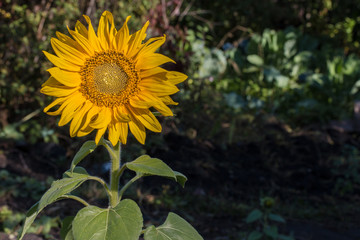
[103,141,122,207]
[118,174,142,200]
[60,195,90,207]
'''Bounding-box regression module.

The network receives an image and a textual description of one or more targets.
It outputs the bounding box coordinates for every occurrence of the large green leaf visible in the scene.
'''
[126,155,176,180]
[18,203,40,240]
[72,199,143,240]
[39,167,91,209]
[19,168,91,240]
[70,141,97,172]
[144,212,203,240]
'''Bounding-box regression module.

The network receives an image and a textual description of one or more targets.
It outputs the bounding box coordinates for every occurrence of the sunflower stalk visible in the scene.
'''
[106,141,122,207]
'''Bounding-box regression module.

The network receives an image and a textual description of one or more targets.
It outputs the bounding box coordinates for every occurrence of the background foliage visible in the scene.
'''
[1,0,360,239]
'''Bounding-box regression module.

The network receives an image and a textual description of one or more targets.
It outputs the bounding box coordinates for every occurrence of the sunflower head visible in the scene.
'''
[41,11,187,146]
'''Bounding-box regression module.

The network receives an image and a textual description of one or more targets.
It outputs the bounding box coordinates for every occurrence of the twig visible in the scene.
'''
[36,0,53,40]
[216,25,252,49]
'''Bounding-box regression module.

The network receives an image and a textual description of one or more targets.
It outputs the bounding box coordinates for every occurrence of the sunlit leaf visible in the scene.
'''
[126,155,176,180]
[144,212,203,240]
[72,199,143,240]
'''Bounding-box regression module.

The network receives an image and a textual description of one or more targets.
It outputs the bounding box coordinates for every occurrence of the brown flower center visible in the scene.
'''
[79,50,140,107]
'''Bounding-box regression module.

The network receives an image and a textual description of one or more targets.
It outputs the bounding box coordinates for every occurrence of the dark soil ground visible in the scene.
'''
[0,117,360,240]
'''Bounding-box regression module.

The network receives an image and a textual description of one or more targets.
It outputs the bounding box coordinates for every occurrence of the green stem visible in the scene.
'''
[60,195,90,207]
[102,140,122,207]
[118,174,142,200]
[88,176,111,198]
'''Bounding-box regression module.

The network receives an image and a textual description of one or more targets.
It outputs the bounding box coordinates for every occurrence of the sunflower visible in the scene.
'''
[41,11,187,146]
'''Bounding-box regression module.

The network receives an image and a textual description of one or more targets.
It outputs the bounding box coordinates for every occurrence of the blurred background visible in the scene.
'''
[1,0,360,239]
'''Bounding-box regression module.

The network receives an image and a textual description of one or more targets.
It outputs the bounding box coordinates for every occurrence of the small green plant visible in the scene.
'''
[245,197,294,240]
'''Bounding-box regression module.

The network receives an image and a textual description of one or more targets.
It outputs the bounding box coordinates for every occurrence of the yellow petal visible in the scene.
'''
[166,71,188,84]
[47,67,81,87]
[140,67,166,79]
[136,35,166,59]
[127,21,149,57]
[140,68,188,84]
[41,76,62,88]
[97,11,115,50]
[79,104,100,131]
[68,27,94,56]
[75,20,88,38]
[56,31,84,53]
[44,97,68,115]
[43,51,81,72]
[129,91,163,109]
[153,101,173,117]
[118,122,128,144]
[70,101,92,137]
[89,107,111,129]
[139,79,179,96]
[126,107,146,144]
[129,95,152,109]
[77,126,94,137]
[136,53,175,69]
[58,92,85,126]
[115,16,131,53]
[83,14,102,51]
[159,96,178,105]
[128,120,146,144]
[114,106,131,122]
[40,84,78,97]
[128,107,162,132]
[51,38,86,65]
[108,123,121,147]
[95,127,107,144]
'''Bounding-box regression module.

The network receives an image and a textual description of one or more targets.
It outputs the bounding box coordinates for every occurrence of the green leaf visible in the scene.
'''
[248,231,263,240]
[174,171,187,188]
[70,141,97,172]
[144,212,203,240]
[247,55,264,66]
[64,229,74,240]
[39,167,91,210]
[268,213,286,223]
[126,155,176,179]
[19,168,93,239]
[264,225,278,239]
[18,203,40,240]
[72,199,143,240]
[60,216,74,240]
[245,209,263,223]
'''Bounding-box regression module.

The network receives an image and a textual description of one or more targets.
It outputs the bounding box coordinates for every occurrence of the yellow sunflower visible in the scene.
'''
[41,11,187,146]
